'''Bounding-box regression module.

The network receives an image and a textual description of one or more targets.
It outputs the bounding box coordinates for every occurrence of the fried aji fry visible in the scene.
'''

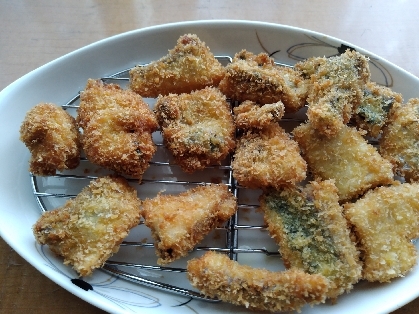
[379,98,419,182]
[218,50,308,113]
[293,122,394,201]
[344,183,419,282]
[77,79,158,179]
[233,100,285,130]
[129,34,225,97]
[32,176,141,277]
[187,251,329,312]
[19,103,81,176]
[141,184,237,265]
[154,87,235,173]
[260,180,362,300]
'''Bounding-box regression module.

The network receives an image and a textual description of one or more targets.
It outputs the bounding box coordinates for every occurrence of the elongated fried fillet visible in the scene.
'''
[293,122,394,201]
[379,98,419,182]
[187,251,329,312]
[77,79,158,179]
[219,50,308,113]
[33,176,141,277]
[260,180,362,300]
[19,103,81,175]
[154,87,235,173]
[233,100,285,130]
[344,183,419,282]
[141,184,237,265]
[232,123,306,189]
[129,34,225,97]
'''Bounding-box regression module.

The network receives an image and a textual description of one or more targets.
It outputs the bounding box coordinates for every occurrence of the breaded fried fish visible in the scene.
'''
[19,103,81,176]
[233,100,285,130]
[187,251,329,312]
[33,176,141,277]
[260,180,362,300]
[141,184,237,265]
[129,34,226,97]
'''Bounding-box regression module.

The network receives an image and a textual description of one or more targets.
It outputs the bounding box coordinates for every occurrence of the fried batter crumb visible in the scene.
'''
[233,100,285,130]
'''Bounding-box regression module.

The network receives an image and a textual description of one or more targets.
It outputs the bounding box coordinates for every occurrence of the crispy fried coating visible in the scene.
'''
[260,180,362,300]
[187,251,329,312]
[293,122,394,201]
[19,103,81,175]
[344,183,419,282]
[218,50,308,113]
[295,50,370,136]
[77,79,158,179]
[141,184,237,265]
[129,34,225,97]
[232,123,306,189]
[32,176,141,277]
[233,100,285,130]
[379,98,419,182]
[154,87,235,173]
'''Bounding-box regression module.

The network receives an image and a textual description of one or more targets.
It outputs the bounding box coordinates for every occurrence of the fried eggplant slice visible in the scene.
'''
[260,180,362,299]
[141,184,237,265]
[129,34,225,97]
[19,103,81,176]
[187,251,329,312]
[233,100,285,130]
[154,87,235,173]
[344,183,419,282]
[33,176,141,277]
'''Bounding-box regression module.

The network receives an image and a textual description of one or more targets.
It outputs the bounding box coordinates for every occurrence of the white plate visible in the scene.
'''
[1,20,419,314]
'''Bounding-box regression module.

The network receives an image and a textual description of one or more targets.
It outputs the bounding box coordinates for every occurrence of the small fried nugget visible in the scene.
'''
[260,180,362,300]
[233,100,285,129]
[77,79,158,179]
[187,251,329,313]
[141,184,237,265]
[379,98,419,182]
[353,82,403,138]
[19,103,81,176]
[232,123,306,189]
[129,34,225,97]
[33,176,141,277]
[344,183,419,282]
[218,50,308,112]
[154,87,235,173]
[293,122,394,201]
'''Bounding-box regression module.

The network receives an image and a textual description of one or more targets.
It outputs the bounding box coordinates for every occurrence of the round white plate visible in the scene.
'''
[1,20,419,314]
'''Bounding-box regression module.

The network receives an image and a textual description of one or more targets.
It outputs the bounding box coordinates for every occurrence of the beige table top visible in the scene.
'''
[1,1,418,313]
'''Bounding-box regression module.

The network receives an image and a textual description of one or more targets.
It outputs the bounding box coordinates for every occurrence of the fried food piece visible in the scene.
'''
[141,184,237,265]
[295,50,370,136]
[19,103,81,175]
[187,251,329,312]
[293,122,394,201]
[233,100,285,129]
[379,98,419,182]
[77,79,158,179]
[260,180,362,300]
[218,50,308,113]
[129,34,225,97]
[232,123,306,189]
[344,183,419,282]
[33,176,141,277]
[154,87,235,173]
[353,82,403,138]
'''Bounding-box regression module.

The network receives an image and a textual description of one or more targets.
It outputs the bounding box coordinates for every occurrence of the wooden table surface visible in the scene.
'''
[1,1,418,313]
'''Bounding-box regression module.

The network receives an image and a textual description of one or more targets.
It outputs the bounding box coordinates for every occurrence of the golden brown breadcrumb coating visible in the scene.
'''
[232,123,306,189]
[293,122,394,201]
[344,182,419,282]
[187,251,329,312]
[77,79,158,179]
[260,180,362,300]
[141,184,237,265]
[129,34,225,97]
[233,100,285,130]
[379,98,419,182]
[154,87,235,173]
[218,50,308,113]
[33,176,141,277]
[19,103,81,176]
